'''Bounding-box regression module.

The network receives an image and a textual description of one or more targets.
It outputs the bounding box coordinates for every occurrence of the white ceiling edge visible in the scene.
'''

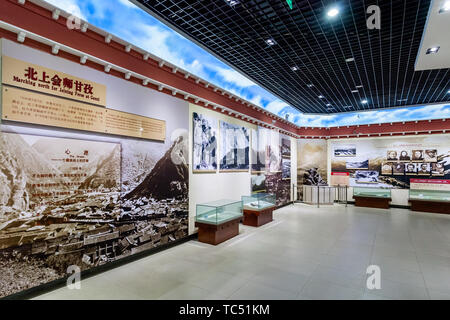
[415,0,450,70]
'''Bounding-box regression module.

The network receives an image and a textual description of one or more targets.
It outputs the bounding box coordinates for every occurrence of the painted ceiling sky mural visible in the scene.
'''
[45,0,450,127]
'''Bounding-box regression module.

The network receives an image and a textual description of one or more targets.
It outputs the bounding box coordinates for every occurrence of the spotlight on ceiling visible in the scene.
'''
[345,57,355,62]
[439,1,450,13]
[361,99,368,104]
[265,38,277,46]
[225,0,240,7]
[327,7,339,18]
[426,46,440,54]
[318,95,324,99]
[307,84,314,88]
[351,90,358,93]
[291,66,299,71]
[326,103,332,107]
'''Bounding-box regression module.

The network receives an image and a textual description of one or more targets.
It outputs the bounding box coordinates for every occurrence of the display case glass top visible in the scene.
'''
[196,199,243,225]
[242,193,276,210]
[409,189,450,202]
[353,187,391,198]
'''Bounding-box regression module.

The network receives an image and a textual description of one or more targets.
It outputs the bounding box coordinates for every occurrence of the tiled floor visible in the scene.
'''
[33,204,450,300]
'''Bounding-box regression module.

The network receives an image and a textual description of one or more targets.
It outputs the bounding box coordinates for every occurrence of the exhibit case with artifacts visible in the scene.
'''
[353,187,392,209]
[409,180,450,214]
[195,200,243,245]
[241,193,276,227]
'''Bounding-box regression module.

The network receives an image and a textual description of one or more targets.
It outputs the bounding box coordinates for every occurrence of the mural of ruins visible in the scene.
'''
[0,131,189,298]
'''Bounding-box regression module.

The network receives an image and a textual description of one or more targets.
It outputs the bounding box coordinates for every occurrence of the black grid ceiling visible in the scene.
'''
[136,0,450,114]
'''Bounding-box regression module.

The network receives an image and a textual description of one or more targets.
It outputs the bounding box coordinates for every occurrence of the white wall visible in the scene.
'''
[290,136,298,201]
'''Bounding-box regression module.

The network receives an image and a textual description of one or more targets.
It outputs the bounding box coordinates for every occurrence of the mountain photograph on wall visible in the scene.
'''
[0,130,189,298]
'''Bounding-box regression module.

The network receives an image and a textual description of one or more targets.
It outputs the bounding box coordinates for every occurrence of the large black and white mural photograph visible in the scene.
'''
[0,128,189,298]
[192,112,217,172]
[267,130,281,173]
[219,121,249,171]
[251,173,267,193]
[334,145,356,157]
[281,137,291,157]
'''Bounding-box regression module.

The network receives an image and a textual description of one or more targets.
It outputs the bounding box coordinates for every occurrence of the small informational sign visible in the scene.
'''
[330,172,350,186]
[2,56,107,106]
[2,86,166,141]
[410,179,450,191]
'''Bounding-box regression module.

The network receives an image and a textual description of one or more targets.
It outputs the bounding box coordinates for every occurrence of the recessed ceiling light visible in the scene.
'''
[439,1,450,13]
[225,0,240,6]
[447,90,450,94]
[398,99,408,102]
[327,8,339,17]
[307,84,314,88]
[265,38,277,46]
[326,103,332,107]
[291,66,299,71]
[345,57,355,62]
[426,46,440,54]
[343,106,352,109]
[355,85,363,88]
[351,90,358,93]
[318,95,324,99]
[361,99,368,104]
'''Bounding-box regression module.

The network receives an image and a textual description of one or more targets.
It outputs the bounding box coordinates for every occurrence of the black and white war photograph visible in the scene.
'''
[281,137,291,157]
[282,158,291,179]
[355,171,380,184]
[251,173,267,193]
[0,129,189,298]
[219,121,249,171]
[192,112,217,172]
[333,145,356,157]
[346,159,369,169]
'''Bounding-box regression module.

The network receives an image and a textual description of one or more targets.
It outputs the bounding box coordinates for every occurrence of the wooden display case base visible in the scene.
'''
[195,217,242,245]
[354,196,391,209]
[243,206,275,227]
[410,200,450,215]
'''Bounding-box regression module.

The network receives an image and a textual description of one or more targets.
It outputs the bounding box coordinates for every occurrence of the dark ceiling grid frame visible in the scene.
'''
[136,0,449,114]
[167,1,323,112]
[235,0,347,112]
[258,0,357,112]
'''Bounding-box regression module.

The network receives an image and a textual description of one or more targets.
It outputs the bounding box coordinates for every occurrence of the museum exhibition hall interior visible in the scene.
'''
[0,0,450,303]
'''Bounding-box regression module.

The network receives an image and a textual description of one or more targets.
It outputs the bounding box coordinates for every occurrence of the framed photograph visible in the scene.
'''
[431,162,445,176]
[282,157,291,180]
[281,137,291,157]
[412,150,424,162]
[405,163,417,175]
[192,112,217,172]
[346,159,369,170]
[334,145,356,157]
[251,173,267,193]
[424,149,438,163]
[387,150,398,161]
[355,171,379,184]
[393,163,405,175]
[399,150,411,161]
[417,163,430,175]
[381,162,393,175]
[219,120,250,171]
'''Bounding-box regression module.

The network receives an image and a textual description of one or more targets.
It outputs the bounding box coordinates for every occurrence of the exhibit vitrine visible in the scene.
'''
[353,187,392,198]
[196,199,243,225]
[409,189,450,202]
[242,193,276,210]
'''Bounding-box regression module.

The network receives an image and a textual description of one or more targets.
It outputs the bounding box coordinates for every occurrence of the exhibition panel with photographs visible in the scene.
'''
[0,40,189,298]
[330,135,450,188]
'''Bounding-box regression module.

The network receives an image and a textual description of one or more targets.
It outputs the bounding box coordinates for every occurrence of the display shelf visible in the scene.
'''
[353,187,391,209]
[409,189,450,214]
[195,199,243,245]
[242,193,276,227]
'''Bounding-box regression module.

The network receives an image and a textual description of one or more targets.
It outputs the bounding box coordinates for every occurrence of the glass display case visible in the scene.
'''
[196,199,243,225]
[242,193,276,211]
[353,187,391,198]
[409,189,450,202]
